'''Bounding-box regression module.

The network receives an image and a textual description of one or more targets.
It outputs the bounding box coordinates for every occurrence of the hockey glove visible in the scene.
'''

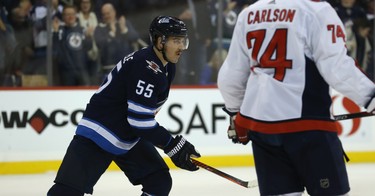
[366,97,375,114]
[227,115,239,143]
[223,108,250,145]
[164,135,201,171]
[228,114,250,145]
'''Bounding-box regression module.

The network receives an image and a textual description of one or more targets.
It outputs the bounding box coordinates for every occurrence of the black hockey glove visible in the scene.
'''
[164,135,201,171]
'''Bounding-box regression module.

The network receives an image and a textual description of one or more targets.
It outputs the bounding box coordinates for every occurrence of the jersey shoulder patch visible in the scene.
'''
[146,60,163,74]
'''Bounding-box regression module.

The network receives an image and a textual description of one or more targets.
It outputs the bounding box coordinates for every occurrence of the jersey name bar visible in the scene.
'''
[248,9,296,24]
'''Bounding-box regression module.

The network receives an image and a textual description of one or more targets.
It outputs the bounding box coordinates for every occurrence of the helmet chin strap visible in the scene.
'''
[157,38,171,64]
[162,48,171,64]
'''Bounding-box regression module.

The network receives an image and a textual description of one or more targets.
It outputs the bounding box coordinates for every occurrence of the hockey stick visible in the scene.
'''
[333,111,375,121]
[191,159,258,188]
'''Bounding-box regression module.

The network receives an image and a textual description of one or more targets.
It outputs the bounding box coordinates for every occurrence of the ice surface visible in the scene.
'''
[0,163,374,196]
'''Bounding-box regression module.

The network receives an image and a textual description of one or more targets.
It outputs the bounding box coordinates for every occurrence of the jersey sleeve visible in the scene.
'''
[310,4,375,106]
[217,10,251,113]
[125,61,172,148]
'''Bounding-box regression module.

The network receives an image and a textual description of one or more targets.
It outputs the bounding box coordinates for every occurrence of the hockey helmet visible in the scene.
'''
[149,15,188,48]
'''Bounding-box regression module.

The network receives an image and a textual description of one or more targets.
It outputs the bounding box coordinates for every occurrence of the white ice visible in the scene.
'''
[0,163,374,196]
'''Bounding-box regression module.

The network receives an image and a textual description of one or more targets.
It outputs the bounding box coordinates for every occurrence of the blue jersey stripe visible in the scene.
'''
[76,118,139,155]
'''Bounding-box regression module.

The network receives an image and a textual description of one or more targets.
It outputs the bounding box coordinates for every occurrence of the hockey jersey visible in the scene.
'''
[76,46,175,154]
[217,0,375,134]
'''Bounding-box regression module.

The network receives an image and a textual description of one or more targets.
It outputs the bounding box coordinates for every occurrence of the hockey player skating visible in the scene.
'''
[47,16,200,196]
[217,0,375,195]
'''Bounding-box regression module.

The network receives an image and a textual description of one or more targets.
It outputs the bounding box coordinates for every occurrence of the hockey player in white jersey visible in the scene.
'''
[218,0,375,195]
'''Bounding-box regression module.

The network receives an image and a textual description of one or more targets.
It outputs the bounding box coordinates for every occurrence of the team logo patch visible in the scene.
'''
[67,32,83,50]
[159,17,170,23]
[146,60,162,74]
[320,178,330,189]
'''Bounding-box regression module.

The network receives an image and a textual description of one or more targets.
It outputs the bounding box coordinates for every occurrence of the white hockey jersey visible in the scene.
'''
[217,0,375,134]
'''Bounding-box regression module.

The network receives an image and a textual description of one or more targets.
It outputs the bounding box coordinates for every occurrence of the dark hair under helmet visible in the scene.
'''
[149,15,188,45]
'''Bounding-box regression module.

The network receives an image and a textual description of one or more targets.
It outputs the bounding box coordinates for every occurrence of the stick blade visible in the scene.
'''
[247,180,258,188]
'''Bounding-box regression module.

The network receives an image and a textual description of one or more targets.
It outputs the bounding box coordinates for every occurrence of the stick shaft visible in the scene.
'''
[191,159,256,188]
[190,112,374,187]
[333,111,374,120]
[190,113,371,189]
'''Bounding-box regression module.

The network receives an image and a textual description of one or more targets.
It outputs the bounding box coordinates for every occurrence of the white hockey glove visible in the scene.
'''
[227,115,240,143]
[366,97,375,114]
[223,108,250,145]
[227,115,250,145]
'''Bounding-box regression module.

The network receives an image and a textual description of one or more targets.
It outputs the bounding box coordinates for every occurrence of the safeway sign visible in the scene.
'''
[0,88,374,163]
[331,90,374,143]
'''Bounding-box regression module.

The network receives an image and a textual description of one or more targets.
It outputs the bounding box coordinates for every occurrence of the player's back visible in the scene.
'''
[242,0,334,68]
[231,0,336,120]
[219,0,373,134]
[220,0,345,122]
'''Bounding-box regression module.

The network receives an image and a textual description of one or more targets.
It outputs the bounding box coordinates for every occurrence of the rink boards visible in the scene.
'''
[1,87,375,174]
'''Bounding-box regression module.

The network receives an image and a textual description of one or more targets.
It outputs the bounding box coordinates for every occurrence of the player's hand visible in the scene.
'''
[228,115,249,145]
[366,97,375,114]
[227,115,240,143]
[223,108,250,145]
[164,135,201,171]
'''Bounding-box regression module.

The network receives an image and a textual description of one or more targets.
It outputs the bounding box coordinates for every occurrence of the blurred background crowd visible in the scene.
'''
[0,0,373,86]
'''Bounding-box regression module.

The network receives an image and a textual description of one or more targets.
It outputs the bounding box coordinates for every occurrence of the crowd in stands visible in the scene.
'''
[0,0,373,86]
[329,0,374,80]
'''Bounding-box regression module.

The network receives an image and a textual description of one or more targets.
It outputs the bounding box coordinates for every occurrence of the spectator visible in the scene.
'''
[1,0,21,21]
[175,0,214,84]
[351,18,372,75]
[28,0,63,76]
[209,0,253,40]
[77,0,100,85]
[365,0,374,20]
[0,16,20,86]
[89,0,121,21]
[334,0,367,24]
[200,48,227,85]
[334,0,368,63]
[52,5,92,86]
[364,0,374,79]
[94,3,140,80]
[8,1,34,84]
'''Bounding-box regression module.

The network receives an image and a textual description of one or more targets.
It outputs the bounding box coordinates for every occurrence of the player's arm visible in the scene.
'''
[126,71,200,171]
[311,3,375,109]
[217,10,251,112]
[223,108,249,145]
[218,10,252,144]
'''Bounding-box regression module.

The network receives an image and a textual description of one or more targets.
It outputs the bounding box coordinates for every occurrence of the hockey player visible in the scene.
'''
[217,0,375,196]
[47,16,200,196]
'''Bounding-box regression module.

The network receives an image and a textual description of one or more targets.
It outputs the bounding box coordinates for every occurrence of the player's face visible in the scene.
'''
[164,36,189,63]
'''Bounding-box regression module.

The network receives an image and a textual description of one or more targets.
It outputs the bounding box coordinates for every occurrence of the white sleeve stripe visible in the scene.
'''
[127,117,157,128]
[79,118,139,150]
[116,61,122,71]
[128,108,153,115]
[128,100,156,114]
[157,98,167,105]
